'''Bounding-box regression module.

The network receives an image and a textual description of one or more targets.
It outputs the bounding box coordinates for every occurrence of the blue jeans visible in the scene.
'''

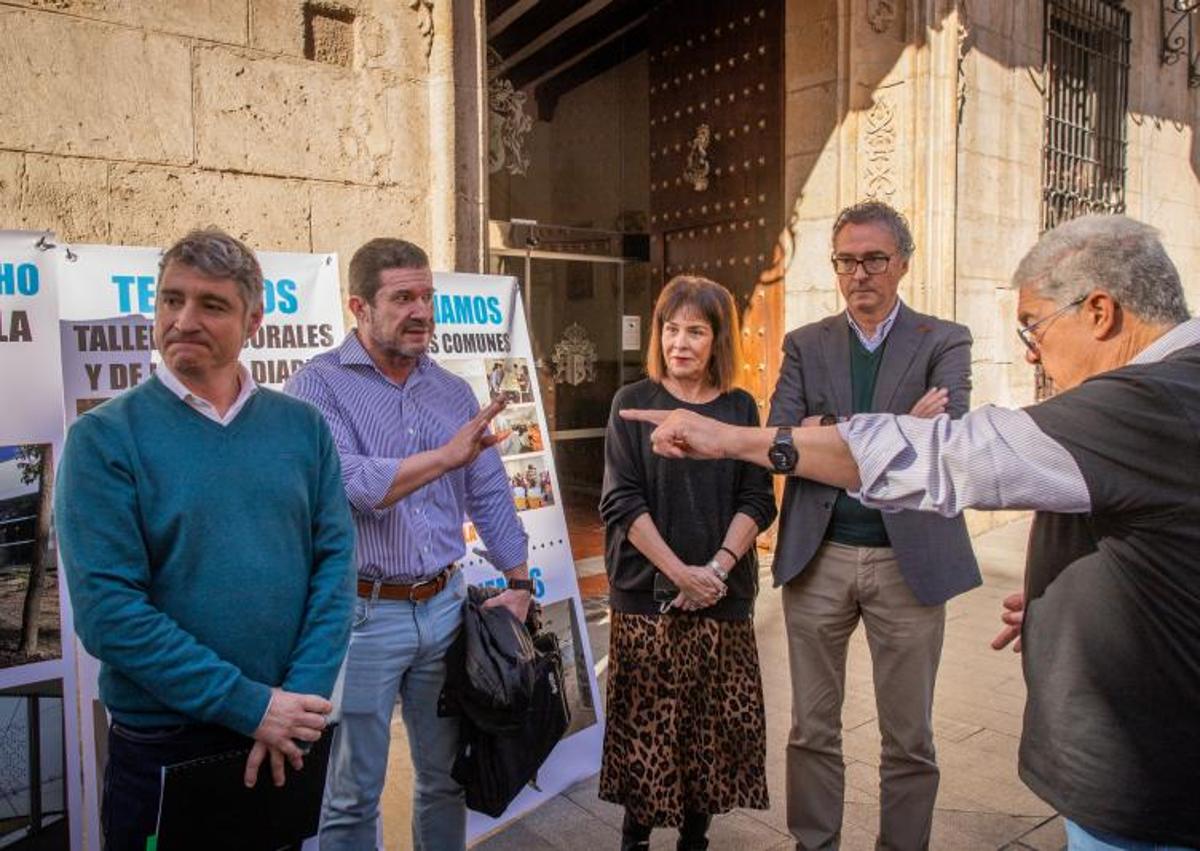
[319,570,467,851]
[1066,819,1197,851]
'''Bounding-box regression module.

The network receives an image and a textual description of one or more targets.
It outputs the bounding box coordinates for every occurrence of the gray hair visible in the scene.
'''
[349,238,429,304]
[159,228,264,312]
[832,201,916,260]
[1012,215,1190,325]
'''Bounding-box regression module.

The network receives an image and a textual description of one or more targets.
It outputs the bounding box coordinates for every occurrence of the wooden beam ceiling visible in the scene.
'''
[486,0,656,121]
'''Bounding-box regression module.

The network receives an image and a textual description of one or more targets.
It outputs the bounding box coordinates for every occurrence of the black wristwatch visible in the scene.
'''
[506,577,535,593]
[767,426,799,474]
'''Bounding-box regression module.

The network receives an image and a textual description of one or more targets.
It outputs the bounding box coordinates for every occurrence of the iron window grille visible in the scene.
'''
[1036,0,1130,400]
[1041,0,1131,233]
[1160,1,1200,88]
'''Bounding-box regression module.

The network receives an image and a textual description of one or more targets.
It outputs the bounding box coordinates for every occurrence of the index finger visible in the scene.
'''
[619,408,669,425]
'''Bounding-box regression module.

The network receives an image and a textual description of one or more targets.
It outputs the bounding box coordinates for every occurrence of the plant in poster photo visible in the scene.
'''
[0,443,60,667]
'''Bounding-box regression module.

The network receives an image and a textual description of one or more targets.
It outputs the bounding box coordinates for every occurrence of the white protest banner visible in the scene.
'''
[0,233,65,444]
[429,273,604,840]
[57,244,342,413]
[54,242,344,849]
[0,231,79,848]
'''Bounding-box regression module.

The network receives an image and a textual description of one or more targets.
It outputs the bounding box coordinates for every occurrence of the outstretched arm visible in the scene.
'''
[620,404,1090,517]
[619,408,862,490]
[285,369,510,512]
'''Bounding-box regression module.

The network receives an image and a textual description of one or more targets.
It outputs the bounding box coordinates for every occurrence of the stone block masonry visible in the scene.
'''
[0,0,478,292]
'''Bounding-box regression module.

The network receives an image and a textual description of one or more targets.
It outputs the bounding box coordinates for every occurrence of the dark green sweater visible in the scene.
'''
[55,377,356,736]
[827,334,891,547]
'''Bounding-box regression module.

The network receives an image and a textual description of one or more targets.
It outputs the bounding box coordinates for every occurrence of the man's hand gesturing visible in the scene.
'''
[442,397,509,471]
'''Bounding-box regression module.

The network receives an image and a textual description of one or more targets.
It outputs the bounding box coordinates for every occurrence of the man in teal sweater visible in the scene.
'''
[55,228,356,851]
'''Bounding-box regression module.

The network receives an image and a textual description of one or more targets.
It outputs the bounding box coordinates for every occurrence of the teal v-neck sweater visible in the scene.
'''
[55,376,356,736]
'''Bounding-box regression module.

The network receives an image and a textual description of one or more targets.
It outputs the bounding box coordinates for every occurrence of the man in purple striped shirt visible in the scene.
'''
[285,237,530,851]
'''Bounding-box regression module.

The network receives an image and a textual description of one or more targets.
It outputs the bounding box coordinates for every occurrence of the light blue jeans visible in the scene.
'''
[1066,819,1196,851]
[319,569,467,851]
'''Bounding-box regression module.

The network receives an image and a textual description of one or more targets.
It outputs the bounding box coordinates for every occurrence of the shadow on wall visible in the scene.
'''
[783,0,1199,225]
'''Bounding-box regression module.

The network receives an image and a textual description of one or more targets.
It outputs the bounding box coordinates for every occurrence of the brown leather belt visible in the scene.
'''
[357,565,457,602]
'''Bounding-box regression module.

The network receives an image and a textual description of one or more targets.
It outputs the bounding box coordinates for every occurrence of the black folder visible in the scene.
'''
[152,728,334,851]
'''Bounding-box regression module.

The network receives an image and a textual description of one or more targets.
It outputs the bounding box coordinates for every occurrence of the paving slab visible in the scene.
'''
[1012,816,1067,851]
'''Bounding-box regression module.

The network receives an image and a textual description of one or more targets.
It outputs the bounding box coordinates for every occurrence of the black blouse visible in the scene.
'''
[599,379,778,620]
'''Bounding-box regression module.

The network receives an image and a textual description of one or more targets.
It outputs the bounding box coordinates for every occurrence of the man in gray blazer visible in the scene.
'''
[767,201,980,851]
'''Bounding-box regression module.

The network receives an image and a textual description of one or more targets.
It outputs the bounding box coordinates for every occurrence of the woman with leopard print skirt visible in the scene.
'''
[599,276,778,851]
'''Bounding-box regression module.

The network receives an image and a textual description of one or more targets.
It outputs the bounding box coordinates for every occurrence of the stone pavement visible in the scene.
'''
[475,516,1069,851]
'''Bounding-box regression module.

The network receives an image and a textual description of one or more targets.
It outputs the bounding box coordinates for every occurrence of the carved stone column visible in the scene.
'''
[843,0,962,320]
[426,0,489,272]
[907,0,963,321]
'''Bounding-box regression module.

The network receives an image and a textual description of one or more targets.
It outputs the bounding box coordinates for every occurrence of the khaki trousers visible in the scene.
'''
[782,542,945,851]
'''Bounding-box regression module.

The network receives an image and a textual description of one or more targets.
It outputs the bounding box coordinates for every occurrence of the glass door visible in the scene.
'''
[491,228,651,568]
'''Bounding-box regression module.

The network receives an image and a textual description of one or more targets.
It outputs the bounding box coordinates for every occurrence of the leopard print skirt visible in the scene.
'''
[598,611,769,827]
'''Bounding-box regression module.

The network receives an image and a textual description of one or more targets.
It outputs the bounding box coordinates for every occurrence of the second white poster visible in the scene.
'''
[430,273,604,840]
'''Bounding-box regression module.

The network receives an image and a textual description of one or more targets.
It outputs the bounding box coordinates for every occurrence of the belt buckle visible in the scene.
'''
[407,572,439,602]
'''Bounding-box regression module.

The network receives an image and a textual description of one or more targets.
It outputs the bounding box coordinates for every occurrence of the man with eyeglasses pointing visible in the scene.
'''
[623,213,1200,850]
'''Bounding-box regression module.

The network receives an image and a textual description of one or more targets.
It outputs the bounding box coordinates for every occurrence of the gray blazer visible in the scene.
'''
[766,302,981,605]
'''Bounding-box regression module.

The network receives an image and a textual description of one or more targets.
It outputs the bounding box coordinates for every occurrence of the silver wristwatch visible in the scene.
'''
[705,558,728,583]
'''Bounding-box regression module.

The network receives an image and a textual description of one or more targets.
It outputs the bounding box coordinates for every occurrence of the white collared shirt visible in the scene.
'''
[157,362,258,426]
[847,299,902,352]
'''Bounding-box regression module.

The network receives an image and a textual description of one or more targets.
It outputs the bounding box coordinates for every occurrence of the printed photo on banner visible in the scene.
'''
[0,682,68,846]
[0,444,70,847]
[503,456,555,513]
[483,358,534,404]
[439,358,494,408]
[494,406,543,457]
[539,598,598,737]
[0,444,60,670]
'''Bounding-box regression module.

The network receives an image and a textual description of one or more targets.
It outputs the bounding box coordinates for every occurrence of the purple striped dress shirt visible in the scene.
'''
[284,331,528,582]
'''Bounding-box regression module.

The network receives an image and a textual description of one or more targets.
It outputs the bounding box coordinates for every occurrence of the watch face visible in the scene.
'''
[768,442,799,473]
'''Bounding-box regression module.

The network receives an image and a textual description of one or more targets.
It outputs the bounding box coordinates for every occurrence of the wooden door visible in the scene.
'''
[647,0,785,417]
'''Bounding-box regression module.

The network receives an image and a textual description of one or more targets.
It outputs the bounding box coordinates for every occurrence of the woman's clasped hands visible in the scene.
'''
[669,563,727,612]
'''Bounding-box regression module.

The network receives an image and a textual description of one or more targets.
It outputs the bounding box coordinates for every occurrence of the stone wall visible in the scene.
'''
[1124,0,1200,309]
[953,0,1044,413]
[782,0,964,342]
[0,0,487,296]
[781,0,844,330]
[956,0,1200,413]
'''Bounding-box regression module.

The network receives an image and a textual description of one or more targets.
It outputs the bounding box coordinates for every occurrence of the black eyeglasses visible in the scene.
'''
[1017,294,1087,353]
[831,254,892,276]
